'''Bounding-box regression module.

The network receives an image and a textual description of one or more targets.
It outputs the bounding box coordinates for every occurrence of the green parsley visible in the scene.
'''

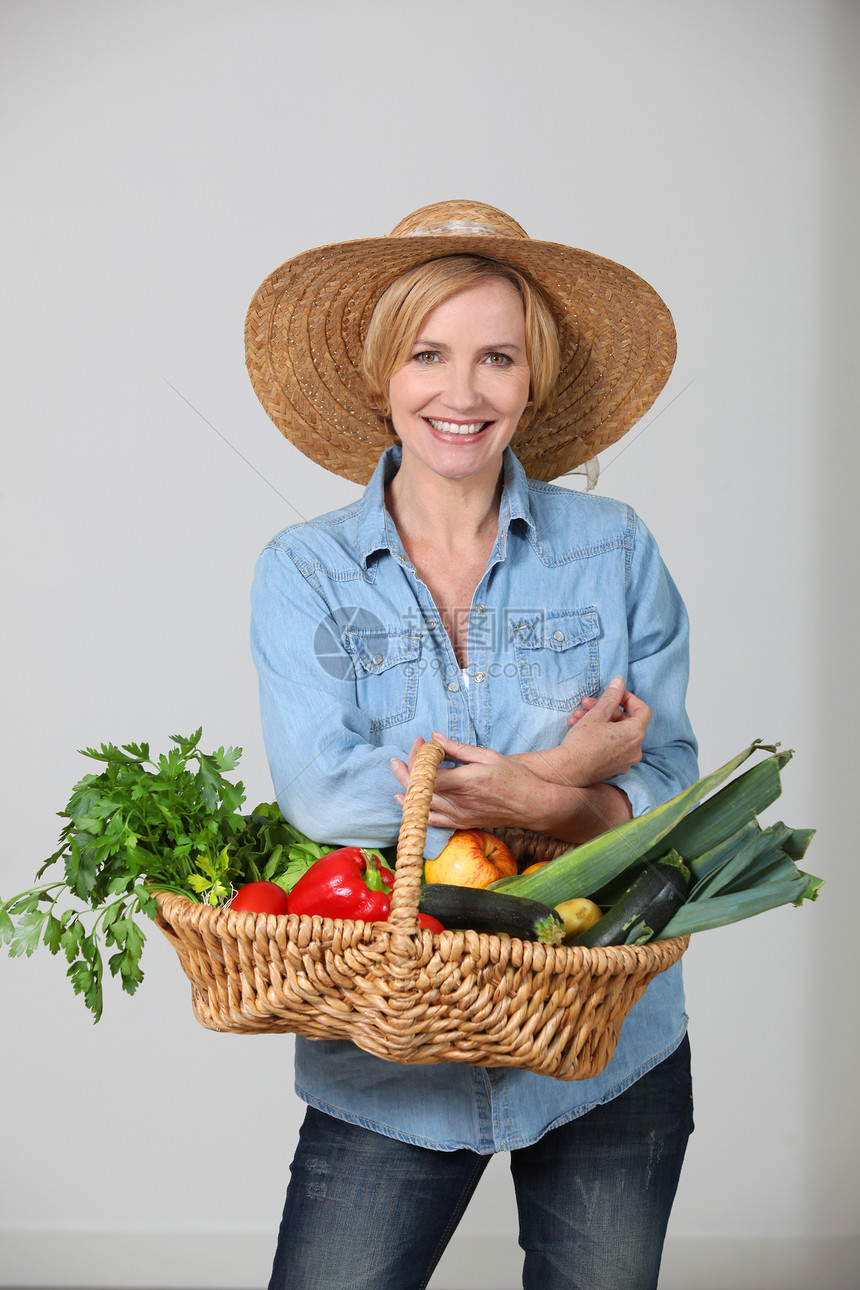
[0,730,336,1021]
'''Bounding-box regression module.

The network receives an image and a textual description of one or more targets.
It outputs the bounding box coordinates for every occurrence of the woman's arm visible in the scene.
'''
[510,675,651,785]
[251,541,414,847]
[391,514,697,842]
[389,676,646,843]
[392,735,632,844]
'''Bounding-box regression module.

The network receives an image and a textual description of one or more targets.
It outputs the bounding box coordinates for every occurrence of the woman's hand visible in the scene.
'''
[390,720,634,843]
[513,676,651,788]
[391,735,560,833]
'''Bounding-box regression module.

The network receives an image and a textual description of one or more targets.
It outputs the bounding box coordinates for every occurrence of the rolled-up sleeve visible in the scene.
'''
[607,514,698,817]
[250,542,410,847]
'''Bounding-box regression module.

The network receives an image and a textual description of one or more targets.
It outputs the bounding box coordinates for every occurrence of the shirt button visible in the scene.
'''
[372,653,384,665]
[474,672,486,683]
[475,603,485,614]
[446,681,460,692]
[426,619,437,630]
[553,630,565,643]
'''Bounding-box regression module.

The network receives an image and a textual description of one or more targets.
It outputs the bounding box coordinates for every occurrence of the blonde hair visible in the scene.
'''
[359,256,560,426]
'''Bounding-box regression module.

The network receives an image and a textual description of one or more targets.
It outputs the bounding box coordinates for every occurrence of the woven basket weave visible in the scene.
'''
[154,741,687,1081]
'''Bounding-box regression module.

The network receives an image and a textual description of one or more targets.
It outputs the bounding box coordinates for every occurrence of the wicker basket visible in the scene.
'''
[154,741,687,1081]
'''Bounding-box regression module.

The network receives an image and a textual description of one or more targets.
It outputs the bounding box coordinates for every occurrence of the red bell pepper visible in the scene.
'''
[416,911,445,933]
[287,847,394,921]
[287,846,445,932]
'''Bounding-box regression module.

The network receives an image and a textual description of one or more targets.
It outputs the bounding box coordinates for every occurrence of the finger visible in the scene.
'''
[390,757,409,789]
[426,805,470,829]
[431,765,483,798]
[613,693,651,734]
[398,791,464,830]
[568,693,601,724]
[406,735,426,772]
[395,791,456,823]
[621,691,652,724]
[430,731,496,766]
[596,675,626,713]
[605,688,636,716]
[393,790,459,817]
[578,676,626,723]
[427,813,457,829]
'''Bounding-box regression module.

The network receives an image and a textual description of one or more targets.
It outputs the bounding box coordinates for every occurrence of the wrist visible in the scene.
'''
[511,745,568,786]
[531,779,579,836]
[537,782,633,845]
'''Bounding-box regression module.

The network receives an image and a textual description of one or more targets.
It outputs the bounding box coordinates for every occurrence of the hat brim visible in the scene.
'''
[245,231,676,484]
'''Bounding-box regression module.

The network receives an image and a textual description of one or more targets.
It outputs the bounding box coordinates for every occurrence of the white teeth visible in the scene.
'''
[427,419,488,435]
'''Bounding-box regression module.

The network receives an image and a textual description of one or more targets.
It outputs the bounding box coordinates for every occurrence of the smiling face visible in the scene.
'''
[386,277,532,489]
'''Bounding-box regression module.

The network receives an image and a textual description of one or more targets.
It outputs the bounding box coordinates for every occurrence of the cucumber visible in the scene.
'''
[418,884,565,945]
[569,852,690,948]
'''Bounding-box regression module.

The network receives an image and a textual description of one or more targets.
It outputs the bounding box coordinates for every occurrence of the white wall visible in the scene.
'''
[2,1,857,1287]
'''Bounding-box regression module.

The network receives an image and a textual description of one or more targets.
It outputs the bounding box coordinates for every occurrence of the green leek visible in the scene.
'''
[492,741,780,906]
[491,740,821,942]
[660,874,812,937]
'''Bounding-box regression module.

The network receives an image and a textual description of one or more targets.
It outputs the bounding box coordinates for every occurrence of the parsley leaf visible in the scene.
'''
[1,732,341,1021]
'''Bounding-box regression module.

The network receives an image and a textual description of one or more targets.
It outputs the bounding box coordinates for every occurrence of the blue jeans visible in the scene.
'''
[268,1035,693,1290]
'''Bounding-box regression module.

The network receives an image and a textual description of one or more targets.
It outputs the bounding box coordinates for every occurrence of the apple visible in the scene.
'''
[424,829,517,888]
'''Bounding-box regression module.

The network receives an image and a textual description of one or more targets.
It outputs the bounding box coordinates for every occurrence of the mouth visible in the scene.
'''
[425,418,491,438]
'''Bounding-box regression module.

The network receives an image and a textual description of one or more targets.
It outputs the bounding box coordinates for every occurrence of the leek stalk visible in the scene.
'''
[492,740,821,941]
[493,741,780,906]
[660,874,810,937]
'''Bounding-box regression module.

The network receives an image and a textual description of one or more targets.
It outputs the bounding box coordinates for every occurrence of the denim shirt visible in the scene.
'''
[250,446,698,1153]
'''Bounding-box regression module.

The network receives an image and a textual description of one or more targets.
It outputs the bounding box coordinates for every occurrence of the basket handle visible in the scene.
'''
[387,738,445,933]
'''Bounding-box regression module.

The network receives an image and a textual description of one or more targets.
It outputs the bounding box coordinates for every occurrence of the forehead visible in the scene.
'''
[416,277,526,338]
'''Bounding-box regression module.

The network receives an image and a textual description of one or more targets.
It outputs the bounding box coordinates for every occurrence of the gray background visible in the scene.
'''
[2,1,858,1287]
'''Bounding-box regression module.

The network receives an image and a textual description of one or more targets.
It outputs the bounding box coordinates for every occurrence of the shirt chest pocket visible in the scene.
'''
[511,608,600,712]
[347,629,422,734]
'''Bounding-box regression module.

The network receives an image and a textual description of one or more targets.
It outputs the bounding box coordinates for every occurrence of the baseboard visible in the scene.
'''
[657,1235,859,1290]
[1,1229,857,1289]
[431,1233,860,1290]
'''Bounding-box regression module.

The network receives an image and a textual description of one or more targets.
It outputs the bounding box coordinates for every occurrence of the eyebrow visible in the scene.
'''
[412,338,524,353]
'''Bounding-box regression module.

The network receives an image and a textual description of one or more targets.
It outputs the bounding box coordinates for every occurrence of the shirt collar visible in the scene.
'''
[499,446,534,535]
[355,446,405,566]
[354,444,535,568]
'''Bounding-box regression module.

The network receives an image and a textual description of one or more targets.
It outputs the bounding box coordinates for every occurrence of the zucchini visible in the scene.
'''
[569,852,690,948]
[418,884,565,945]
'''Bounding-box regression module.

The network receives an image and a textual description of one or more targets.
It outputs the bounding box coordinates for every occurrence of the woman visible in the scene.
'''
[248,201,697,1290]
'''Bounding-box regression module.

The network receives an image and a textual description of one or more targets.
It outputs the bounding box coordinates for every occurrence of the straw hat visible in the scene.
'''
[244,199,676,484]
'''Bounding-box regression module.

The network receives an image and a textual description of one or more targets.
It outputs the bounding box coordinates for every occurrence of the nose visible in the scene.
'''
[440,361,482,413]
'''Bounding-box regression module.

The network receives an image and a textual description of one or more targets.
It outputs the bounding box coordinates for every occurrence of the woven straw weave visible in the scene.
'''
[154,741,687,1081]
